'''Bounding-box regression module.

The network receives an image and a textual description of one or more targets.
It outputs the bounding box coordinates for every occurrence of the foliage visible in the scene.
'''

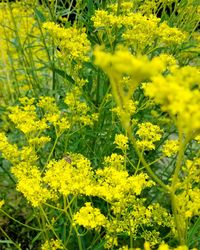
[0,0,200,249]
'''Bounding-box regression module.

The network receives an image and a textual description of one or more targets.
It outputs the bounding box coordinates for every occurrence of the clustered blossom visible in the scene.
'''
[0,3,50,101]
[73,202,107,229]
[64,86,98,127]
[92,6,187,53]
[136,122,163,151]
[162,139,179,157]
[43,22,90,62]
[144,66,200,134]
[41,239,63,250]
[114,134,129,151]
[0,200,5,209]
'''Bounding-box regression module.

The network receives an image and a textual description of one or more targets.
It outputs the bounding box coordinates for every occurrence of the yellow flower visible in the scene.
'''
[162,139,179,157]
[43,153,94,196]
[38,96,60,114]
[158,22,187,46]
[43,22,90,62]
[41,239,63,250]
[195,135,200,144]
[94,47,166,82]
[104,153,125,170]
[8,104,48,135]
[144,66,200,134]
[12,163,52,207]
[114,134,129,151]
[0,200,5,209]
[144,242,151,250]
[158,243,170,250]
[91,10,123,28]
[74,202,107,229]
[64,86,98,127]
[0,132,20,164]
[136,122,163,151]
[28,136,51,147]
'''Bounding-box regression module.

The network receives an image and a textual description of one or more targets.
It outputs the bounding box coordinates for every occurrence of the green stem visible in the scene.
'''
[0,164,16,184]
[66,197,83,250]
[40,206,66,249]
[127,126,169,192]
[170,192,186,245]
[170,130,188,245]
[43,133,59,172]
[0,208,42,231]
[110,77,169,192]
[48,135,59,162]
[117,0,122,15]
[171,133,185,191]
[0,226,21,250]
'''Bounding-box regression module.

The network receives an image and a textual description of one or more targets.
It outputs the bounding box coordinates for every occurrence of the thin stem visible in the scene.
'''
[43,133,59,172]
[40,206,66,249]
[0,208,42,231]
[170,128,188,245]
[110,77,169,192]
[117,0,122,15]
[127,126,169,193]
[47,135,59,162]
[66,197,83,250]
[171,132,185,191]
[0,164,16,184]
[0,226,21,250]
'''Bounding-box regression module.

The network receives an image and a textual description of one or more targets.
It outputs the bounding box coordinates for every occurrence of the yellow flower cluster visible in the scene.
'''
[94,47,168,128]
[8,97,48,136]
[12,162,52,207]
[0,128,54,207]
[8,96,72,139]
[108,1,134,14]
[136,122,163,151]
[64,86,98,126]
[111,99,137,127]
[74,202,106,229]
[38,96,70,135]
[43,150,153,203]
[94,47,166,81]
[92,6,187,53]
[41,239,63,250]
[43,21,90,62]
[114,134,129,151]
[123,14,187,52]
[119,242,197,250]
[0,132,20,164]
[158,22,187,46]
[122,13,160,52]
[43,153,94,196]
[38,96,60,114]
[71,155,173,247]
[104,201,173,248]
[162,139,179,157]
[177,158,200,218]
[92,9,125,28]
[144,66,200,135]
[104,153,125,170]
[0,200,5,209]
[0,2,50,101]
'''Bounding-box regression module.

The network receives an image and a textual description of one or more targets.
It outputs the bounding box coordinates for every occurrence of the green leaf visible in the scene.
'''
[54,68,75,84]
[0,240,14,244]
[34,8,46,23]
[187,216,200,247]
